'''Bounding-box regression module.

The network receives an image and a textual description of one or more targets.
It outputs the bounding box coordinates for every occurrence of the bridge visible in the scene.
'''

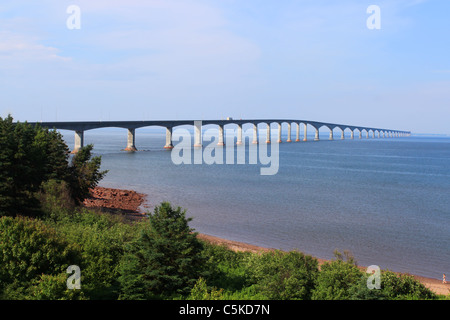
[26,119,411,153]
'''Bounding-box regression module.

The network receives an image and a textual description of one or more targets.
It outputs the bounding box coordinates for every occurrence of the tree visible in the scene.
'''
[68,144,108,204]
[118,202,205,299]
[0,115,108,216]
[0,116,40,216]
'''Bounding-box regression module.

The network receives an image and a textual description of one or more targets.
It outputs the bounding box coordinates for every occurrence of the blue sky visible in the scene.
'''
[0,0,449,134]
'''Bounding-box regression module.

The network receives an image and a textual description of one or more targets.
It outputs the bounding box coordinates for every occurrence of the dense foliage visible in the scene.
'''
[0,115,107,217]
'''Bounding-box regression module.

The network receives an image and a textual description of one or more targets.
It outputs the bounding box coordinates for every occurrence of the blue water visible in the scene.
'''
[63,128,450,279]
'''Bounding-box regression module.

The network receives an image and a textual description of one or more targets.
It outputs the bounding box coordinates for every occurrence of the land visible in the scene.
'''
[83,186,450,296]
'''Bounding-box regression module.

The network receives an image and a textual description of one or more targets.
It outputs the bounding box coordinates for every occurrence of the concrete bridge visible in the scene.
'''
[26,119,411,153]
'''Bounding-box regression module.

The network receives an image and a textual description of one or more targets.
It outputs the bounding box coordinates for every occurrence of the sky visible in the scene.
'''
[0,0,449,134]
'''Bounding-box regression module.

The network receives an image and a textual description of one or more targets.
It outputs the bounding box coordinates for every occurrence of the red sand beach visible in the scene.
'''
[83,186,450,296]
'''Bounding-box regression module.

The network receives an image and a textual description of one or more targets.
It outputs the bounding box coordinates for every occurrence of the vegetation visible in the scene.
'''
[0,115,447,300]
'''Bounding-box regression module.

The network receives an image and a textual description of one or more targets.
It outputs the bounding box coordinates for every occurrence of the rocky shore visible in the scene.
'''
[83,186,148,220]
[83,186,450,296]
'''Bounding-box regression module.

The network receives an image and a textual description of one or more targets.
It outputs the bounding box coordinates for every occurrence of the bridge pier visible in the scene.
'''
[277,123,282,143]
[366,131,369,139]
[71,130,84,154]
[351,130,354,139]
[314,127,320,141]
[341,129,345,140]
[164,127,174,149]
[359,130,362,139]
[303,124,307,141]
[266,123,271,143]
[329,128,334,140]
[217,125,225,146]
[295,123,300,142]
[286,123,292,142]
[194,121,202,147]
[236,124,243,145]
[252,124,258,144]
[124,128,137,151]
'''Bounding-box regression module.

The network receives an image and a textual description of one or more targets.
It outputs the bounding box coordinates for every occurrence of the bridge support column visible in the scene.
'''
[266,124,271,143]
[194,121,202,147]
[71,130,84,154]
[341,129,345,140]
[164,127,174,149]
[366,131,369,139]
[236,124,243,145]
[303,124,308,141]
[351,130,354,139]
[295,123,300,142]
[314,128,320,141]
[125,128,137,151]
[217,125,225,146]
[286,123,292,142]
[252,124,258,144]
[277,123,282,143]
[359,130,362,139]
[329,129,333,140]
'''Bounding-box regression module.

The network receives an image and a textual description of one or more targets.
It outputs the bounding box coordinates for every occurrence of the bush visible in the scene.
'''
[200,242,251,292]
[311,254,363,300]
[245,250,319,300]
[46,208,139,299]
[0,216,82,297]
[37,179,76,220]
[188,277,224,300]
[380,270,436,300]
[28,273,86,300]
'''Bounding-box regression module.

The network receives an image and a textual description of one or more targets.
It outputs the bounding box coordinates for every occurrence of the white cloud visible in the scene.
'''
[0,31,70,64]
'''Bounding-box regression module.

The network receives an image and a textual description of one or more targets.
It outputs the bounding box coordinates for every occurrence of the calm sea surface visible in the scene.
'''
[63,127,450,279]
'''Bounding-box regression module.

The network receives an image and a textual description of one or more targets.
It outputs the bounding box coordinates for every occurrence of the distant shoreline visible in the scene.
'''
[83,186,450,296]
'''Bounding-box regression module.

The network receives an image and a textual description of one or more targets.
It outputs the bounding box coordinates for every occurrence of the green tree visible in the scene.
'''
[0,116,42,216]
[245,250,319,300]
[0,115,107,216]
[68,144,108,204]
[118,202,205,299]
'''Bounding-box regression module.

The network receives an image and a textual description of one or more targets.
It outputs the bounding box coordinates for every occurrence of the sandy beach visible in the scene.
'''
[83,186,450,296]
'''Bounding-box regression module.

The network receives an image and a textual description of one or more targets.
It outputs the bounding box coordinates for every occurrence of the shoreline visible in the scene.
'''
[83,186,450,296]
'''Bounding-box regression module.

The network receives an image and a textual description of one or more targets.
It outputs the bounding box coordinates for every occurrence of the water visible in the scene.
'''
[63,128,450,279]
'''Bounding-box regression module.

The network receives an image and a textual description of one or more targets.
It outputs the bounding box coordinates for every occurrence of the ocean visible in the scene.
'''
[62,126,450,280]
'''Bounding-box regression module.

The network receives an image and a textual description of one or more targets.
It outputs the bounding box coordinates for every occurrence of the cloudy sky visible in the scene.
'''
[0,0,449,134]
